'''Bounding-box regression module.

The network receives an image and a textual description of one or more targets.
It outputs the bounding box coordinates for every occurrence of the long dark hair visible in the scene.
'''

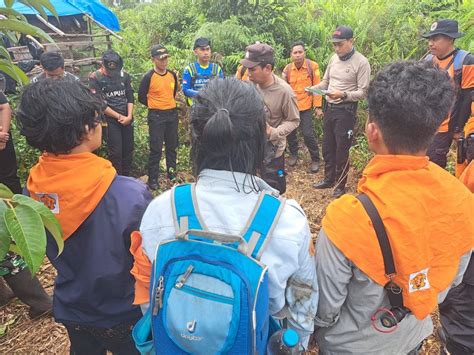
[191,78,266,192]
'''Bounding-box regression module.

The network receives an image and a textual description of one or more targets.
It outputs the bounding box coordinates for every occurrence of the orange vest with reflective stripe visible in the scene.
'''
[323,155,474,320]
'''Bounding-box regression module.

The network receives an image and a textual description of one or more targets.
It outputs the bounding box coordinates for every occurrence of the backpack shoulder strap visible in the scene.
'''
[453,49,469,72]
[171,183,206,235]
[211,62,219,77]
[306,59,314,84]
[283,63,292,83]
[241,192,286,260]
[240,65,247,79]
[188,62,197,78]
[356,193,404,309]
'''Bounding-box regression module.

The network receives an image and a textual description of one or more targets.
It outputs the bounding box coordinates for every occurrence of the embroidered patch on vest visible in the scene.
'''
[409,268,430,293]
[36,193,59,214]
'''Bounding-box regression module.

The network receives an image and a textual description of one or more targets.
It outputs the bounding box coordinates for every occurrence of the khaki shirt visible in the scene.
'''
[314,229,472,354]
[257,75,300,157]
[314,51,371,104]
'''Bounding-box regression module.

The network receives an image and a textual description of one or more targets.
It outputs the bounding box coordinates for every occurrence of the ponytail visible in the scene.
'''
[201,108,234,153]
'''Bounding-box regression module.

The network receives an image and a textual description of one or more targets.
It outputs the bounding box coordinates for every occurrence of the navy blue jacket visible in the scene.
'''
[46,176,152,327]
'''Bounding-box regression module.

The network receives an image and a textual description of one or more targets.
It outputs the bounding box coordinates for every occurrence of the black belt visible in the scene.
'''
[326,101,355,108]
[148,107,177,113]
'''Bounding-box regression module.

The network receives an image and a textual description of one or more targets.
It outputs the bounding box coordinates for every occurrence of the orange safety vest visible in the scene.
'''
[283,59,322,111]
[323,155,474,320]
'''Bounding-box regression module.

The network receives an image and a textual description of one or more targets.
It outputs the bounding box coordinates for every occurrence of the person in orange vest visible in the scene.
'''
[423,19,473,169]
[235,64,249,81]
[438,116,474,354]
[314,60,473,353]
[283,41,323,173]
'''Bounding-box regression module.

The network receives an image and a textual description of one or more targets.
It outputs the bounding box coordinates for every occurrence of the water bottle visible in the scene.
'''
[267,328,300,355]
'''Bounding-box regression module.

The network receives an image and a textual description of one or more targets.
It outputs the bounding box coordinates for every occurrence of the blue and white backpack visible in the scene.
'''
[133,183,286,354]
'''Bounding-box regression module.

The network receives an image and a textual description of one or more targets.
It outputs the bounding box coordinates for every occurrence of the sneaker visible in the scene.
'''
[309,161,320,173]
[287,155,298,167]
[148,179,159,190]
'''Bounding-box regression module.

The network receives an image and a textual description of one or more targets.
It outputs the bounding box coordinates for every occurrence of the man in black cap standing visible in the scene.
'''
[423,19,473,169]
[89,50,135,176]
[182,37,223,106]
[309,26,371,198]
[138,45,179,190]
[241,42,300,194]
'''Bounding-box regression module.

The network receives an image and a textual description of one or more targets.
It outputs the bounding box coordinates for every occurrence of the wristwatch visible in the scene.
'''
[342,92,348,100]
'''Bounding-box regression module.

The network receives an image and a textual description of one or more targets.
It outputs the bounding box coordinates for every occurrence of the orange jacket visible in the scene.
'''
[322,155,474,320]
[235,64,249,81]
[283,59,322,111]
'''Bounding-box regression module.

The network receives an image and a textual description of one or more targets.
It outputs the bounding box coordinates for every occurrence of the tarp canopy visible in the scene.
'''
[0,0,120,31]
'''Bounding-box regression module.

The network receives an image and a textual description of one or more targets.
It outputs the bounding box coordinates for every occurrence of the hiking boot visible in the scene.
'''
[0,278,14,307]
[313,180,334,189]
[287,155,298,167]
[332,187,346,198]
[309,161,320,173]
[148,179,159,190]
[3,268,52,319]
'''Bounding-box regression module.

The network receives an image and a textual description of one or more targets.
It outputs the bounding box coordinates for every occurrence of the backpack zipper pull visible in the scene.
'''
[153,276,164,316]
[175,265,194,289]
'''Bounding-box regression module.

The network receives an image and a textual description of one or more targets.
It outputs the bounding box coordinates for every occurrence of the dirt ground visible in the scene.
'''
[0,154,442,353]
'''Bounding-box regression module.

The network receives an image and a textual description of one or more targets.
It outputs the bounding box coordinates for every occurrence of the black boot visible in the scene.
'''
[4,268,52,318]
[0,278,14,307]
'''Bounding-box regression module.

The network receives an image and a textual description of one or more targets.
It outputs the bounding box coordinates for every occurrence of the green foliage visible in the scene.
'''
[9,0,474,182]
[0,184,63,275]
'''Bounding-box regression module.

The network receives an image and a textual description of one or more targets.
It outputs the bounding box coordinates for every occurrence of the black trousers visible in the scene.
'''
[64,319,140,355]
[427,131,453,168]
[147,109,178,181]
[0,135,21,194]
[439,257,474,354]
[287,109,320,162]
[262,154,286,194]
[322,103,357,189]
[104,117,134,176]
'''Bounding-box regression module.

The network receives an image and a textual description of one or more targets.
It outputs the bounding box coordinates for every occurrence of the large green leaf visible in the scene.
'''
[4,204,47,275]
[0,18,54,43]
[0,7,26,21]
[12,194,63,256]
[0,59,29,85]
[0,184,13,199]
[0,201,10,260]
[0,46,11,60]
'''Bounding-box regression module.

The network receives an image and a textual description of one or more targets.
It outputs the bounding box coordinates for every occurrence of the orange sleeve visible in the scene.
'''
[130,231,152,305]
[461,64,474,89]
[312,62,322,108]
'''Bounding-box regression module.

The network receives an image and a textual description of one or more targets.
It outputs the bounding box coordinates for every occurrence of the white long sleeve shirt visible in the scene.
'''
[139,169,318,346]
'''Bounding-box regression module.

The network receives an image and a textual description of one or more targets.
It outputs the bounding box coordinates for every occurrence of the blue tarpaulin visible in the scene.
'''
[0,0,120,31]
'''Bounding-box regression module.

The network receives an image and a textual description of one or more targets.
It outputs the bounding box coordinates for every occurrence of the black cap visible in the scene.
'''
[151,44,169,59]
[422,19,464,39]
[102,50,123,72]
[240,42,274,68]
[193,37,211,49]
[330,26,354,42]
